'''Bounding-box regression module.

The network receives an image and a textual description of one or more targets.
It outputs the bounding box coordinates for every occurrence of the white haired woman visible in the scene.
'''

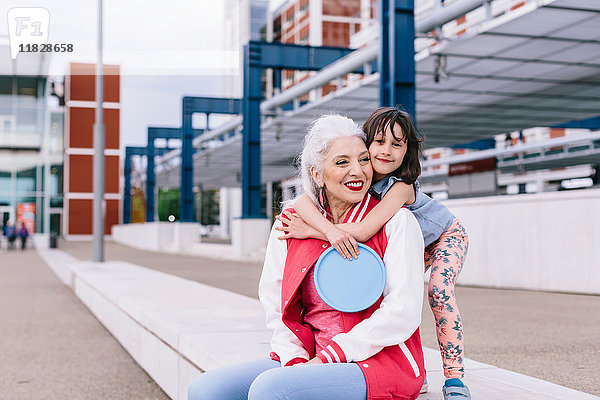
[188,114,425,400]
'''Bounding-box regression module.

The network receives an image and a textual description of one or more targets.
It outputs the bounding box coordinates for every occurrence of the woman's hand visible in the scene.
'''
[325,225,359,260]
[275,210,316,240]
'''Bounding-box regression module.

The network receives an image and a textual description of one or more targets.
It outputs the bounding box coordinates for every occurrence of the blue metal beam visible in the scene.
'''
[241,41,354,218]
[148,126,181,140]
[146,126,202,222]
[181,97,241,115]
[126,146,147,156]
[181,97,240,222]
[379,0,415,117]
[258,41,354,70]
[553,116,600,130]
[452,138,496,150]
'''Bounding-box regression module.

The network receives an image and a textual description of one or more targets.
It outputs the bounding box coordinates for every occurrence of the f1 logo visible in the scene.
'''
[7,8,50,60]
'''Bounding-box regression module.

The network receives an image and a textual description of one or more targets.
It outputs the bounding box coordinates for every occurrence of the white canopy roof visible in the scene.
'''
[157,0,600,189]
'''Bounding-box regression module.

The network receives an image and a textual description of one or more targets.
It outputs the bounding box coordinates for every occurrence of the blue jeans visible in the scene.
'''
[188,358,367,400]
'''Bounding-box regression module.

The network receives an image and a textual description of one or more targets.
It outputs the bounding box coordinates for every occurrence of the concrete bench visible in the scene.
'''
[37,249,599,400]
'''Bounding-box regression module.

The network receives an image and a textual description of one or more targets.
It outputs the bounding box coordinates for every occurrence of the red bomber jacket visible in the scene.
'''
[258,194,426,400]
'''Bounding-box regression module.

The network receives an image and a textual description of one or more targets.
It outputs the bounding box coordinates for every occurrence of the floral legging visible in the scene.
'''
[424,217,469,379]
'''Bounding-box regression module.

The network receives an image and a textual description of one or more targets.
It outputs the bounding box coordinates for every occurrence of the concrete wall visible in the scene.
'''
[112,222,175,251]
[112,219,270,263]
[444,188,600,294]
[114,189,600,294]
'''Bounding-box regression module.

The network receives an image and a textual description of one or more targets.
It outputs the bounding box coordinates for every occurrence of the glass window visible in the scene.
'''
[16,168,36,194]
[17,77,38,97]
[49,112,65,154]
[198,189,220,226]
[0,77,12,95]
[50,164,64,196]
[0,77,13,118]
[16,96,38,133]
[0,172,11,201]
[50,198,63,208]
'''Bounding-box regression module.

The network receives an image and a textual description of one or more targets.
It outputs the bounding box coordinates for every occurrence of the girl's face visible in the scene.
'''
[368,123,408,181]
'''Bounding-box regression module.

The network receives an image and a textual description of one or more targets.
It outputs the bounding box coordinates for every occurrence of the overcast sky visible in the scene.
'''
[1,0,239,149]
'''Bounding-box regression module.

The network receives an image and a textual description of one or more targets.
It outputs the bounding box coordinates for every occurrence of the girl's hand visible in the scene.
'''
[305,357,323,365]
[275,210,314,240]
[325,226,359,260]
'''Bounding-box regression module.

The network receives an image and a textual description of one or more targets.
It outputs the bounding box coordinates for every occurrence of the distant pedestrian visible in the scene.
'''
[505,132,512,147]
[5,221,16,250]
[18,223,29,250]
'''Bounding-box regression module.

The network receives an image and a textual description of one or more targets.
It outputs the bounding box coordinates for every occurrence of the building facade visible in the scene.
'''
[0,39,64,238]
[64,63,121,238]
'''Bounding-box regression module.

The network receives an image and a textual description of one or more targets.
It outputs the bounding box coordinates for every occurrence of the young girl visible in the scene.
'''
[276,107,471,400]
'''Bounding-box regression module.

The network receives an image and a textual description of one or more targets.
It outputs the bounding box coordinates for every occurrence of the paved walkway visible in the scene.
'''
[0,247,169,400]
[59,239,600,397]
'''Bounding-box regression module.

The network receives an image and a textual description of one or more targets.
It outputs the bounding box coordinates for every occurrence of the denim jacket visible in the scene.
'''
[369,175,454,247]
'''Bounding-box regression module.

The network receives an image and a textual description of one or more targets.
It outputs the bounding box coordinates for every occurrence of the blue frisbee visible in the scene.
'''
[314,243,386,312]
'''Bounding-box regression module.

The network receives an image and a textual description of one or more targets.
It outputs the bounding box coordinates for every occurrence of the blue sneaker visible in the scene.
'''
[442,378,471,399]
[420,374,428,394]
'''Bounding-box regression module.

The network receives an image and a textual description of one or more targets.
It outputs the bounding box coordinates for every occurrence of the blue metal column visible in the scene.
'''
[240,42,355,218]
[242,42,264,218]
[146,127,183,222]
[379,0,391,107]
[123,146,147,224]
[180,99,195,222]
[392,0,415,115]
[123,148,132,224]
[274,68,282,92]
[180,97,241,222]
[146,136,156,222]
[379,0,415,117]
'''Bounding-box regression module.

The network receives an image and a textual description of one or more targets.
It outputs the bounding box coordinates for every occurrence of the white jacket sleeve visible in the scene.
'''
[328,208,424,362]
[258,220,310,366]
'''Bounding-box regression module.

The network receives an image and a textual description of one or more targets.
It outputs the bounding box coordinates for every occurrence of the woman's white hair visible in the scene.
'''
[296,114,365,211]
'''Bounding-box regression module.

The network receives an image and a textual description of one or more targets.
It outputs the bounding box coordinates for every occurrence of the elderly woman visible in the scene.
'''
[188,114,425,400]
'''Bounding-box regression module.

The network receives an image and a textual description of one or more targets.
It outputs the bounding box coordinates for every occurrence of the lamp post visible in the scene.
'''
[93,0,105,262]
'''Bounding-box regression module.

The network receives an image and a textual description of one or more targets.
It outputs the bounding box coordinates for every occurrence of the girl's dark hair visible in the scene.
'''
[363,107,423,185]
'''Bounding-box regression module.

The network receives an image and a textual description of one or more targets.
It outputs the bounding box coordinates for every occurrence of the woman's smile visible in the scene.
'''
[344,180,365,191]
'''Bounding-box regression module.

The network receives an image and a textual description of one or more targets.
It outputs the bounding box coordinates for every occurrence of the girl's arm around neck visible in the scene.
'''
[335,181,415,242]
[275,194,329,241]
[294,193,335,236]
[293,193,359,260]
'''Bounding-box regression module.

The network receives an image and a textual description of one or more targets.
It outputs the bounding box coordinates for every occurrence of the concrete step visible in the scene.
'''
[37,249,599,400]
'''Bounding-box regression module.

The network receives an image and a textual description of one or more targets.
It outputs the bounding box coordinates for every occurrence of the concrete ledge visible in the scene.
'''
[37,249,599,400]
[112,221,268,263]
[31,233,50,250]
